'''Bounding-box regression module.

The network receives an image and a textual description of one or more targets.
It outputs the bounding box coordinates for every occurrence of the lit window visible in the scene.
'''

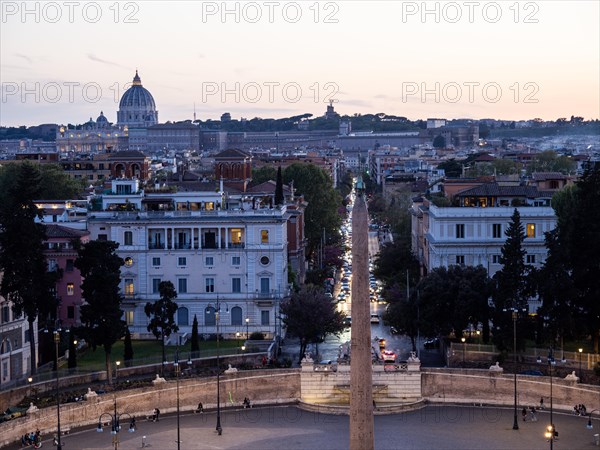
[261,230,269,243]
[67,283,74,296]
[125,310,134,325]
[124,257,133,267]
[526,223,536,238]
[124,279,134,296]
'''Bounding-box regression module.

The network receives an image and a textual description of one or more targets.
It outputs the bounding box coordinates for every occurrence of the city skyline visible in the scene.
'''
[1,1,599,127]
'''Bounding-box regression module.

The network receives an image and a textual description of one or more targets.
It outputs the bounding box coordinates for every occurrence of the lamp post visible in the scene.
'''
[236,332,241,353]
[544,351,557,449]
[578,348,583,382]
[97,397,135,450]
[27,376,33,398]
[54,330,63,450]
[206,297,228,436]
[460,337,466,365]
[115,361,121,382]
[503,307,523,431]
[245,317,249,339]
[586,409,599,429]
[174,351,181,450]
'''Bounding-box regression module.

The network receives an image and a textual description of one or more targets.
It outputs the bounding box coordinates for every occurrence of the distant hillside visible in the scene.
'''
[489,123,600,139]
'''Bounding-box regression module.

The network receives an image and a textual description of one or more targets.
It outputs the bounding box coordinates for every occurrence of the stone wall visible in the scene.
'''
[0,369,300,448]
[301,362,422,406]
[422,368,599,410]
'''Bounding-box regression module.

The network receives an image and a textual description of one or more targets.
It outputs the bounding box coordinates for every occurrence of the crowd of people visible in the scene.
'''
[20,430,41,448]
[574,404,587,416]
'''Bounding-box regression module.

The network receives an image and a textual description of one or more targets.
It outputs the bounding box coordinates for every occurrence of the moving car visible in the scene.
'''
[370,314,380,324]
[382,350,396,363]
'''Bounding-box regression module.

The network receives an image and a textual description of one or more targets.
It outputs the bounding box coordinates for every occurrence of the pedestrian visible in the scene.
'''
[539,397,544,409]
[243,397,251,408]
[152,407,160,422]
[129,417,136,431]
[530,406,537,422]
[195,402,204,413]
[522,407,527,421]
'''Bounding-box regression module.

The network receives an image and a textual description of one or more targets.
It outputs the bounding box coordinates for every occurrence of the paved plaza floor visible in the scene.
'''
[10,405,598,450]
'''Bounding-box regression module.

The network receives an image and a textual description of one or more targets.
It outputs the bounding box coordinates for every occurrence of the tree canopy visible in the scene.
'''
[0,162,58,374]
[144,280,179,366]
[280,286,346,363]
[283,163,342,256]
[74,240,126,384]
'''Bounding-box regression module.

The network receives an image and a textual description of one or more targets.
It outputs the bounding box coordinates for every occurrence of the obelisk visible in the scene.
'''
[349,191,374,450]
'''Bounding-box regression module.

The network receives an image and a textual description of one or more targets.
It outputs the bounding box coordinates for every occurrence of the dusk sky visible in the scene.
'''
[1,1,599,127]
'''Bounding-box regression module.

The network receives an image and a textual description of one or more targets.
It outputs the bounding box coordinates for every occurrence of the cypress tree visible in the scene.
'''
[191,314,200,357]
[274,166,284,206]
[124,327,134,367]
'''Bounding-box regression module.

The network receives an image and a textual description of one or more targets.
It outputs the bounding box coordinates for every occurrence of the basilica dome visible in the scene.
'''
[117,71,158,128]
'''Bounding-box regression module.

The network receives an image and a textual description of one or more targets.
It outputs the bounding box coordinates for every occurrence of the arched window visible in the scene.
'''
[204,306,216,327]
[177,307,189,326]
[231,306,242,326]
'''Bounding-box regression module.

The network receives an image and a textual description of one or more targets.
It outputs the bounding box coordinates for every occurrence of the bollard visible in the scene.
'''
[142,435,147,448]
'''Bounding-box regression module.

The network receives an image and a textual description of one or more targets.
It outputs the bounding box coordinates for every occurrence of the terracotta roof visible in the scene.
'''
[531,172,567,181]
[474,153,496,162]
[214,149,251,159]
[109,150,147,159]
[44,224,90,239]
[246,181,292,194]
[456,183,540,198]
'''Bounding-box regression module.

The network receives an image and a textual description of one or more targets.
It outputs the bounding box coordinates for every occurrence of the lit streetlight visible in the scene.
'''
[245,317,249,339]
[236,332,241,353]
[115,361,121,382]
[578,348,583,382]
[96,397,136,450]
[586,409,599,429]
[174,352,181,450]
[503,306,526,431]
[460,337,466,365]
[544,351,558,449]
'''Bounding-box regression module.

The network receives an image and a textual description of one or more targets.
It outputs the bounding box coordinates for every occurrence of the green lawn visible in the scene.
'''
[75,339,245,371]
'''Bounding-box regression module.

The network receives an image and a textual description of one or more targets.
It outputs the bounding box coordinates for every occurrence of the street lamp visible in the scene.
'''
[544,351,558,449]
[503,306,525,431]
[586,409,599,429]
[460,337,466,365]
[206,297,228,436]
[174,351,181,450]
[115,361,121,382]
[236,332,241,353]
[54,331,63,450]
[97,397,136,450]
[27,376,33,398]
[245,317,249,339]
[578,348,583,382]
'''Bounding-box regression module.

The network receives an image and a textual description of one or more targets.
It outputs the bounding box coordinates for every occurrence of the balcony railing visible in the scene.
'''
[174,243,192,249]
[148,242,164,249]
[228,242,245,249]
